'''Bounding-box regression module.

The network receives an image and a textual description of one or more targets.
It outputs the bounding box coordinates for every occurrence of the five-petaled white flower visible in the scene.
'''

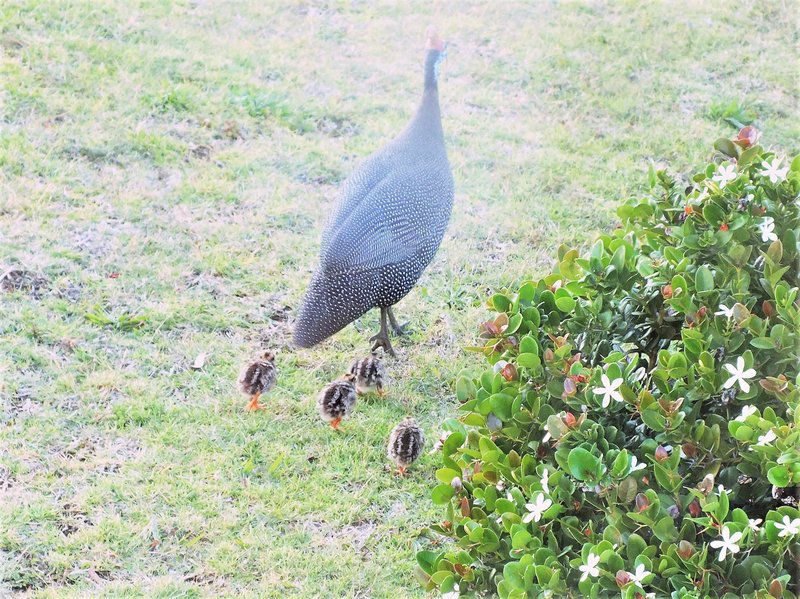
[710,526,743,561]
[442,583,460,599]
[747,518,762,532]
[579,552,601,581]
[758,217,778,243]
[775,516,800,538]
[712,163,737,188]
[756,429,777,446]
[629,563,652,585]
[522,493,552,524]
[723,356,756,393]
[593,374,624,408]
[715,304,735,319]
[629,455,646,473]
[540,468,550,495]
[735,405,758,422]
[759,158,789,184]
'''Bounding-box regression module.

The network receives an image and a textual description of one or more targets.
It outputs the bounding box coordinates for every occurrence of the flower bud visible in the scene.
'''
[501,363,518,381]
[544,348,554,362]
[451,477,463,492]
[563,412,577,428]
[736,125,760,148]
[762,300,774,318]
[667,504,680,519]
[655,446,669,463]
[563,377,577,397]
[635,493,650,512]
[662,284,673,299]
[615,570,632,588]
[688,498,702,517]
[677,540,694,559]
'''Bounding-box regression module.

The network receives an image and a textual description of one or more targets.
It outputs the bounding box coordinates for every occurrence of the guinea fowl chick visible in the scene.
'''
[317,373,357,430]
[387,416,425,475]
[349,354,387,396]
[238,351,277,411]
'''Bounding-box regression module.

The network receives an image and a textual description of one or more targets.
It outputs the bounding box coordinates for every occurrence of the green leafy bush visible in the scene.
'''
[419,133,799,599]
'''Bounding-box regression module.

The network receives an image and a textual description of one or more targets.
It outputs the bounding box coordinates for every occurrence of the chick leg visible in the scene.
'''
[396,465,408,476]
[330,416,342,430]
[386,306,409,336]
[245,392,266,411]
[370,308,396,357]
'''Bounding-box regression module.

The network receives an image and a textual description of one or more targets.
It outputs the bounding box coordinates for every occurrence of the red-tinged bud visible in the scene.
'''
[583,526,591,536]
[616,570,632,588]
[655,446,669,463]
[688,498,701,517]
[763,300,774,318]
[635,493,650,512]
[677,540,694,559]
[768,579,782,598]
[684,205,694,215]
[662,284,673,299]
[563,412,577,428]
[697,306,708,318]
[544,348,554,362]
[500,363,517,381]
[460,497,471,517]
[736,125,760,148]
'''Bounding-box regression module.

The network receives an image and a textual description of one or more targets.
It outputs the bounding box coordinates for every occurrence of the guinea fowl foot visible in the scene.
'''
[395,465,408,476]
[330,417,343,430]
[245,394,266,411]
[370,331,395,357]
[386,307,410,336]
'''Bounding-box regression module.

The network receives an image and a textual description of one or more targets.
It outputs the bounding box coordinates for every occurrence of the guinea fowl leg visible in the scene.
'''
[370,308,396,357]
[386,306,409,336]
[245,392,266,411]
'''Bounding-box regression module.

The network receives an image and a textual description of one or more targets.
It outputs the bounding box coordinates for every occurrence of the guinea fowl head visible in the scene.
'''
[424,27,446,90]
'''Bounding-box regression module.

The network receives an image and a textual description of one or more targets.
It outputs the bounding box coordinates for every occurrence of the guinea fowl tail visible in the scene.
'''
[293,269,377,348]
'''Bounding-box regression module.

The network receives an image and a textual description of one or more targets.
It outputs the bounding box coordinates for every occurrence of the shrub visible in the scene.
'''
[419,132,799,599]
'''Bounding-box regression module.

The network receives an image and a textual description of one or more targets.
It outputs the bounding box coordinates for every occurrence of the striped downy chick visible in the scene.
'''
[349,355,387,396]
[317,373,357,430]
[238,351,277,411]
[387,416,425,475]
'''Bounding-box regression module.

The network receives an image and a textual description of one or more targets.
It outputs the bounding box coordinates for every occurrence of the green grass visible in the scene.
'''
[1,1,797,596]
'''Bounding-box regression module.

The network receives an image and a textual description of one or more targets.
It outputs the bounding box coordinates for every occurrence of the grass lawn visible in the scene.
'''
[1,1,797,597]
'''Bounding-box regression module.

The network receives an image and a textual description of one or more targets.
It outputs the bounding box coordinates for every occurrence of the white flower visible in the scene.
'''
[710,526,742,561]
[715,304,735,319]
[717,484,727,495]
[540,468,550,495]
[723,356,756,393]
[756,429,777,446]
[542,423,551,443]
[775,516,800,538]
[442,583,460,599]
[747,517,762,532]
[578,552,601,581]
[712,163,737,188]
[522,493,552,523]
[629,455,646,473]
[759,158,789,184]
[593,374,624,408]
[629,563,652,585]
[758,217,778,242]
[695,187,709,202]
[735,405,758,422]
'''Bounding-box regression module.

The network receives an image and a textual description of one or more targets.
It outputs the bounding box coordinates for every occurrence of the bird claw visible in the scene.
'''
[390,321,411,337]
[370,333,396,357]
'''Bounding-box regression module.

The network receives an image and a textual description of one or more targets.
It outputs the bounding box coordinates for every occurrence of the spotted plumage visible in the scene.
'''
[294,29,454,356]
[317,373,357,429]
[237,351,277,411]
[387,416,425,475]
[349,355,386,395]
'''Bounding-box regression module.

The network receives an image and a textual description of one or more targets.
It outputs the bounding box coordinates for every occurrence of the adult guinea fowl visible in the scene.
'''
[294,28,454,356]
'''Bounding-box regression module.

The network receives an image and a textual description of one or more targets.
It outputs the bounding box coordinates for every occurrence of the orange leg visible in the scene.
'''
[377,388,387,398]
[330,416,342,430]
[396,465,407,476]
[245,392,266,411]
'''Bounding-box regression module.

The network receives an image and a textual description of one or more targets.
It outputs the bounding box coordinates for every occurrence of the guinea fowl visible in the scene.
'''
[349,354,387,396]
[294,28,454,356]
[317,373,358,430]
[238,351,277,411]
[387,416,425,475]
